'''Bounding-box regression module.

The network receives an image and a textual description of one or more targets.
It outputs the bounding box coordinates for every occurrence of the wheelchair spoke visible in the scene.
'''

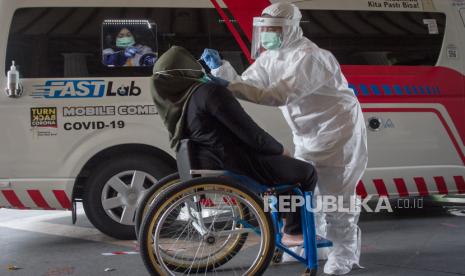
[146,185,272,276]
[213,228,257,237]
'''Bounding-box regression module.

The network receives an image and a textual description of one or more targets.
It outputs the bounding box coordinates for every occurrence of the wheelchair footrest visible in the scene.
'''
[316,236,333,248]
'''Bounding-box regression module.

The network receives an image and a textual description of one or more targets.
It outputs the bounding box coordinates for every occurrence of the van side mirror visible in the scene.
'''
[5,61,23,98]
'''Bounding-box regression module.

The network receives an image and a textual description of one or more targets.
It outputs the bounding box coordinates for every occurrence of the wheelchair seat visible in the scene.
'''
[177,139,298,194]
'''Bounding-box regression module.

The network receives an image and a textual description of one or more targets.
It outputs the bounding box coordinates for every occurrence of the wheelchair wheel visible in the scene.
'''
[139,177,275,275]
[134,173,181,239]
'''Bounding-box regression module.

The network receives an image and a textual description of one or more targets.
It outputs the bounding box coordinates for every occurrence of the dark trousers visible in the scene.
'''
[225,151,318,235]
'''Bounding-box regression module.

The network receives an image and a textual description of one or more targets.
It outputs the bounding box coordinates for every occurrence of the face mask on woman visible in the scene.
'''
[116,36,135,48]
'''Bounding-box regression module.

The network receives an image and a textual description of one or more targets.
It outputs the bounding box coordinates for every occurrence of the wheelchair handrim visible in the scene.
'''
[147,183,273,275]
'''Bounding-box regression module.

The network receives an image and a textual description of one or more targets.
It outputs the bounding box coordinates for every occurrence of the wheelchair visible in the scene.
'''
[138,140,332,275]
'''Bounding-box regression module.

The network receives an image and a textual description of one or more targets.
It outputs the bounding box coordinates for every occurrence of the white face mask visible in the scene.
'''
[154,68,209,83]
[260,31,283,50]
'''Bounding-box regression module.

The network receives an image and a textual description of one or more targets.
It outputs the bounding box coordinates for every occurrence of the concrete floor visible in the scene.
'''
[1,203,465,276]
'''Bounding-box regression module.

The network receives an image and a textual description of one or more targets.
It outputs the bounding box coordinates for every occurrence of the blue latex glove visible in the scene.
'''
[139,53,157,66]
[124,46,139,58]
[200,49,222,70]
[103,53,127,67]
[208,74,229,87]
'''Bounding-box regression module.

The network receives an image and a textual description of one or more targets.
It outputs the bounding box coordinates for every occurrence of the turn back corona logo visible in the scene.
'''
[31,80,141,99]
[30,107,57,128]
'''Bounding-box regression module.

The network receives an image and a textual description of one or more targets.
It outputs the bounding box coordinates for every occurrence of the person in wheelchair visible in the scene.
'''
[152,45,318,247]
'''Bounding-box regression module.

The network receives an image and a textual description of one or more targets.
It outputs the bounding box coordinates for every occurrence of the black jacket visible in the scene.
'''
[184,83,284,170]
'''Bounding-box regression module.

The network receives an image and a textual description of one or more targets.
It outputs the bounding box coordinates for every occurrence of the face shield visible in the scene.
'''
[251,17,299,59]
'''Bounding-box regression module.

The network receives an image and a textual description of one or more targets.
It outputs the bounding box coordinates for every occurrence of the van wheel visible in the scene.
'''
[83,154,175,240]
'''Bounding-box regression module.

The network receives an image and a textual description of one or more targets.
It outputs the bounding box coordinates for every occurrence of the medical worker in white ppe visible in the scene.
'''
[201,2,368,275]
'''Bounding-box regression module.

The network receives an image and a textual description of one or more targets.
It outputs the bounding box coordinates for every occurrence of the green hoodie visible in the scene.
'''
[152,46,205,150]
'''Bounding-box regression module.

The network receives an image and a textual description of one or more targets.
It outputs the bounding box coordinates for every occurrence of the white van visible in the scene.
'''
[1,0,464,239]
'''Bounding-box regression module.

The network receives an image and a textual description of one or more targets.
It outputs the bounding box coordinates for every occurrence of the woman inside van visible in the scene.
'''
[102,27,155,67]
[152,45,318,246]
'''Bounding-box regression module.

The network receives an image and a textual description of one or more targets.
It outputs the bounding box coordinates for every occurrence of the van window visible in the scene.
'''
[101,19,158,68]
[300,10,446,66]
[5,7,248,78]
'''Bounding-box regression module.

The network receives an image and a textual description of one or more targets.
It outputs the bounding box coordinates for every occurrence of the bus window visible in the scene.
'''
[5,7,248,78]
[299,10,446,66]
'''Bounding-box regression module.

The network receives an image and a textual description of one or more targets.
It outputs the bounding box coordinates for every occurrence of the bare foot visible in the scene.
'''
[281,233,304,247]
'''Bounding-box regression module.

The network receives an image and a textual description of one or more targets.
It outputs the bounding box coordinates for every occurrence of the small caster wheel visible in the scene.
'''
[272,248,283,264]
[302,268,317,276]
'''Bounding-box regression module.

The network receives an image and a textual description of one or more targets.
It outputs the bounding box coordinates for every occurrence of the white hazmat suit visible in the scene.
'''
[210,3,368,275]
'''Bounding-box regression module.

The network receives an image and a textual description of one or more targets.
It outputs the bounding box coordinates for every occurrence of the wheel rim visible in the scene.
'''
[156,194,245,267]
[101,170,157,225]
[149,185,271,275]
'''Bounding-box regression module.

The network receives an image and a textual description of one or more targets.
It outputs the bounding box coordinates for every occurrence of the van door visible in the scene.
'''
[0,8,70,180]
[1,8,157,181]
[0,4,291,229]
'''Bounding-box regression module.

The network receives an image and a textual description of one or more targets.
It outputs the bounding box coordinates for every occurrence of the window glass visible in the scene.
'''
[102,20,158,68]
[6,7,249,78]
[299,10,446,66]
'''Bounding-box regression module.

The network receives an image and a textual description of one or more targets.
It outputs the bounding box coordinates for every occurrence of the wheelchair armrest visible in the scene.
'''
[189,170,227,177]
[177,139,228,181]
[176,139,195,181]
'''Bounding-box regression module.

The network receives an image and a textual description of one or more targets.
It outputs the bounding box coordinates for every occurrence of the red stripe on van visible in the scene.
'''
[53,190,72,209]
[27,190,54,210]
[414,177,429,196]
[211,0,253,63]
[393,178,409,197]
[454,176,465,194]
[345,66,465,147]
[373,179,389,197]
[220,4,465,151]
[216,5,465,146]
[433,176,449,195]
[221,0,270,41]
[1,190,27,209]
[356,181,368,199]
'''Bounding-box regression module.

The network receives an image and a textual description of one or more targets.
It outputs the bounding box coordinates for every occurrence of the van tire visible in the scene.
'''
[83,154,175,240]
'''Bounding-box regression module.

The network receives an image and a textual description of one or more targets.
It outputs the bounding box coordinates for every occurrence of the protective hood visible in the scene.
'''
[261,2,303,48]
[152,45,204,150]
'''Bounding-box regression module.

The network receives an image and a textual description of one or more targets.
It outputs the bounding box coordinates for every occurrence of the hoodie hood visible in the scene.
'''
[261,3,303,48]
[152,46,204,150]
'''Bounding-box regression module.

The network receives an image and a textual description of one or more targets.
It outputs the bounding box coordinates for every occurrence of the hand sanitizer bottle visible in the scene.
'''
[6,60,21,97]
